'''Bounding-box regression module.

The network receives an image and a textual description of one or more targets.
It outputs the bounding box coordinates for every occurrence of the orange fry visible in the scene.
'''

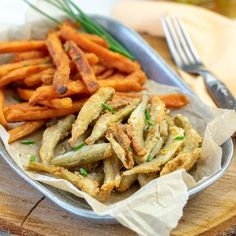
[13,51,47,62]
[92,64,107,76]
[78,33,109,48]
[158,94,189,108]
[0,89,7,127]
[99,79,142,92]
[0,64,52,88]
[60,23,136,73]
[67,40,99,94]
[24,67,55,87]
[40,68,55,85]
[40,97,73,109]
[17,88,72,109]
[29,76,142,105]
[17,88,34,101]
[97,69,115,80]
[0,57,51,77]
[29,81,87,105]
[85,53,99,65]
[5,100,85,122]
[108,70,147,85]
[0,40,46,54]
[116,92,189,108]
[24,72,43,87]
[46,31,71,94]
[8,120,46,144]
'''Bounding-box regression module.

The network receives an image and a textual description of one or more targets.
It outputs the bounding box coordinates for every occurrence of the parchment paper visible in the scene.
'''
[0,2,236,235]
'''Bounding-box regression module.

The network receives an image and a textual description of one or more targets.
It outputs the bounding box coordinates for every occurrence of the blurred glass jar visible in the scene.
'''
[173,0,236,18]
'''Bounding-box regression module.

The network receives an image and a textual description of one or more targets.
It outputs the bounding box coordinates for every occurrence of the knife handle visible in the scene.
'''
[202,72,236,110]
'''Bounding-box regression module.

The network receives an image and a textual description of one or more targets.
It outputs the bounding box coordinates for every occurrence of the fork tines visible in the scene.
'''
[161,15,201,67]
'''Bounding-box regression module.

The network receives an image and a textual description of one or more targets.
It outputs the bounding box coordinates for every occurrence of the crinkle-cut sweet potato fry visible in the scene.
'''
[60,23,137,73]
[0,89,7,127]
[46,31,71,95]
[67,40,99,94]
[5,100,86,122]
[8,120,46,144]
[0,64,52,88]
[0,40,46,53]
[13,51,47,62]
[77,32,109,48]
[26,162,99,198]
[0,57,51,77]
[97,69,115,80]
[115,92,189,109]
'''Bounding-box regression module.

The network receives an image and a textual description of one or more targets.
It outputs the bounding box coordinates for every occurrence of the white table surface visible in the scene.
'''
[0,0,121,26]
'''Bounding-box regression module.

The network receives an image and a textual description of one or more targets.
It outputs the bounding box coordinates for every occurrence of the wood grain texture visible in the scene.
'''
[0,35,235,236]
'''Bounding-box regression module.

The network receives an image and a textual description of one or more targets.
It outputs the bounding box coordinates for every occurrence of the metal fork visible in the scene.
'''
[161,15,236,110]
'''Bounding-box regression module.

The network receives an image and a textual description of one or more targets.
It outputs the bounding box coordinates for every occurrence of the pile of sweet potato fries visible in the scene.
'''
[0,21,188,145]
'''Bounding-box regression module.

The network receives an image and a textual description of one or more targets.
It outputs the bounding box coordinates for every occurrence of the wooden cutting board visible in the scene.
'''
[0,35,236,236]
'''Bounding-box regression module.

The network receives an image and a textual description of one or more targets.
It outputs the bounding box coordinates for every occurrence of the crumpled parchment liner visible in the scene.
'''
[0,2,236,235]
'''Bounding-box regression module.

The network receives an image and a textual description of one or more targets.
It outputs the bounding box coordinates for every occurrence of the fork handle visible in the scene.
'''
[202,72,236,110]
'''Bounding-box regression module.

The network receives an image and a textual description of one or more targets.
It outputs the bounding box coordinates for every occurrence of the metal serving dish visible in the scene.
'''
[0,15,233,224]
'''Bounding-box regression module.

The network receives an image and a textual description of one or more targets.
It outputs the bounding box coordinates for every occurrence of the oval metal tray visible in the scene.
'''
[0,15,233,224]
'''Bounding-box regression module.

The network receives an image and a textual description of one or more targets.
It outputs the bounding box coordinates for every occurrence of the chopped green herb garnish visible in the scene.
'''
[23,64,29,67]
[12,93,22,102]
[101,102,116,114]
[20,140,35,145]
[174,136,185,141]
[128,146,133,152]
[146,155,154,162]
[64,43,70,53]
[72,143,85,151]
[145,109,153,127]
[29,155,36,162]
[79,167,88,177]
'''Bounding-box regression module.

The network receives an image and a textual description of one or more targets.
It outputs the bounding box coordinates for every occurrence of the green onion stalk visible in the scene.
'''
[22,0,135,60]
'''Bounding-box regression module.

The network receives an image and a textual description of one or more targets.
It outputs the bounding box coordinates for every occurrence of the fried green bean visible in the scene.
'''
[106,124,134,169]
[85,98,140,145]
[116,174,137,192]
[137,173,158,187]
[98,155,121,201]
[123,117,185,176]
[137,97,166,163]
[27,162,99,197]
[126,95,149,156]
[76,167,104,187]
[40,115,75,164]
[69,87,115,146]
[51,143,112,168]
[160,114,202,176]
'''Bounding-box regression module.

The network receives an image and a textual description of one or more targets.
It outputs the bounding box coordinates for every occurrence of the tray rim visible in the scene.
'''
[0,15,234,224]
